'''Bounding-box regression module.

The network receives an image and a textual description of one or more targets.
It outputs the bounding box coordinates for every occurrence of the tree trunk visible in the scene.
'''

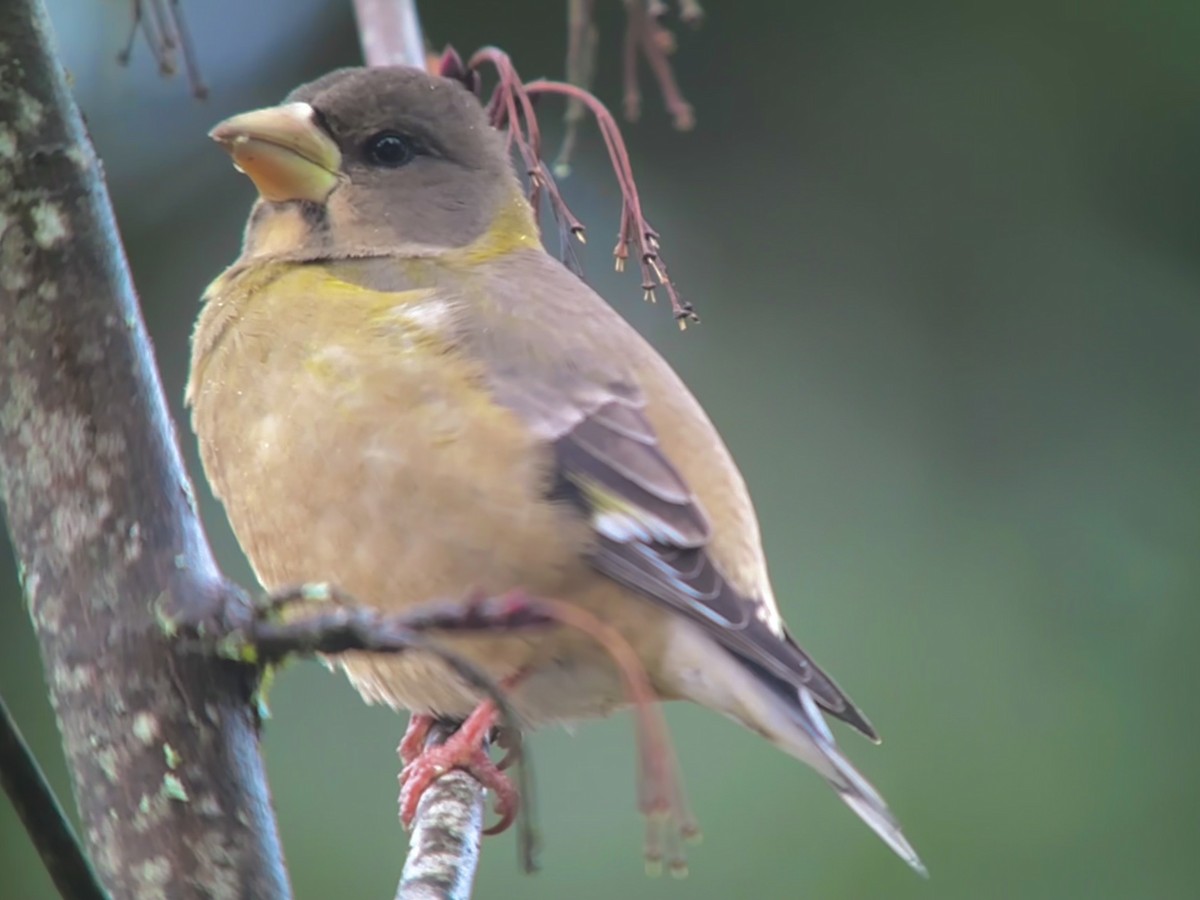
[0,3,290,897]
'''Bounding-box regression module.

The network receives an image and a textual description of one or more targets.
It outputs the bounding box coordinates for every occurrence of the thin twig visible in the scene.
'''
[223,586,696,874]
[632,3,694,130]
[514,597,697,873]
[395,723,485,900]
[117,0,207,97]
[555,0,598,175]
[167,0,207,98]
[352,0,427,68]
[559,0,698,175]
[622,0,643,121]
[221,588,550,873]
[0,695,109,900]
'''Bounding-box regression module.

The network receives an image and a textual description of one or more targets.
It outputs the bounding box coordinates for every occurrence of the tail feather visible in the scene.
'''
[662,623,925,874]
[823,737,927,876]
[793,688,927,876]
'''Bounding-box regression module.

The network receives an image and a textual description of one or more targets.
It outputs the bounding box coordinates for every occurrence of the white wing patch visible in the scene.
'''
[397,295,454,332]
[754,584,784,636]
[590,508,700,547]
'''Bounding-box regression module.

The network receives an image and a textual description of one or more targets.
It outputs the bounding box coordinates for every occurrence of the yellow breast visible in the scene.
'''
[188,261,606,715]
[190,261,588,598]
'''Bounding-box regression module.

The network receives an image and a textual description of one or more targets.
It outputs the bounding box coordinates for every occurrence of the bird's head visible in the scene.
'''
[211,66,529,262]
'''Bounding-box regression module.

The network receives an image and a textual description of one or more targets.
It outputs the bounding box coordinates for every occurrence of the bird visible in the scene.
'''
[187,64,924,875]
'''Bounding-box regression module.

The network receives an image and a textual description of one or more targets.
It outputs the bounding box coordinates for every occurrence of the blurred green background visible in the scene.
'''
[4,1,1200,897]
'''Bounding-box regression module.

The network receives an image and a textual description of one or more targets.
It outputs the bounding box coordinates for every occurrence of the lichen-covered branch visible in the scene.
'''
[0,2,289,897]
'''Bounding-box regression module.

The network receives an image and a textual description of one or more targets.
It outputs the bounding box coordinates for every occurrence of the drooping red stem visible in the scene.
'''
[526,79,697,326]
[438,43,697,326]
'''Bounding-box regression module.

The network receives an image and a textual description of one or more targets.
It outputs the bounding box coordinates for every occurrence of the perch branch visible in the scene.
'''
[203,586,546,877]
[239,589,698,874]
[394,723,486,900]
[210,585,694,881]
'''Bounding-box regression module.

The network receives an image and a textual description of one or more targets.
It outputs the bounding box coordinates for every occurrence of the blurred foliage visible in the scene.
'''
[4,1,1200,897]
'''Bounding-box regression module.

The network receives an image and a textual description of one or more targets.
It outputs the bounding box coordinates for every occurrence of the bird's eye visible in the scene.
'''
[364,132,417,168]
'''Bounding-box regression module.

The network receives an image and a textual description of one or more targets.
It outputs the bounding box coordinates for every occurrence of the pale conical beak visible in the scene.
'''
[210,102,342,203]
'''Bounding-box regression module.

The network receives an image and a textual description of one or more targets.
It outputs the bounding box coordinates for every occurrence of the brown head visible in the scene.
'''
[211,66,524,261]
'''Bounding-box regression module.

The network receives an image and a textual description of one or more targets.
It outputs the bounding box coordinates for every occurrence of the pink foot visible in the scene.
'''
[398,701,519,835]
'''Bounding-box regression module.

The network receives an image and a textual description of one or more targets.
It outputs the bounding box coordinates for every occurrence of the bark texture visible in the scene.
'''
[0,3,290,897]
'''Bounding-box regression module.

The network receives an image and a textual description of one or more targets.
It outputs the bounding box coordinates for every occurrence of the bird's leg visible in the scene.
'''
[398,699,520,835]
[389,589,699,868]
[397,713,435,766]
[494,592,700,875]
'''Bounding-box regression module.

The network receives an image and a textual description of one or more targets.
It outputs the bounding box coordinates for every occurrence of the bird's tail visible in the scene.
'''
[774,686,927,876]
[662,623,925,873]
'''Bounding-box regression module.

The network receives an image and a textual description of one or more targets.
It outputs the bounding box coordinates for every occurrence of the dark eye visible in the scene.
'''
[364,132,417,168]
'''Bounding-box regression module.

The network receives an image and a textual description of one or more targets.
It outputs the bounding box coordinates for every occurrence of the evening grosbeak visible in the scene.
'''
[187,66,924,874]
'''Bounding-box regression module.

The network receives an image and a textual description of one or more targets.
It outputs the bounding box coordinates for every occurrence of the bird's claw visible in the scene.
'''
[397,703,520,835]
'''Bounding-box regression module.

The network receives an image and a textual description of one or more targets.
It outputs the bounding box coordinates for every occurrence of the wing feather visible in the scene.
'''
[530,386,879,740]
[457,250,876,738]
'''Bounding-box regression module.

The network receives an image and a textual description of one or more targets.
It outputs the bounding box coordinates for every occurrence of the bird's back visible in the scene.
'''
[455,247,777,609]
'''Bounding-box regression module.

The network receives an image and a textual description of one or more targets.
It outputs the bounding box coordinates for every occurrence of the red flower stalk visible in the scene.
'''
[439,45,699,328]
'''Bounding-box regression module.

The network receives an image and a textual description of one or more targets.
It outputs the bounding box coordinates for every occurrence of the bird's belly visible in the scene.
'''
[198,335,605,716]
